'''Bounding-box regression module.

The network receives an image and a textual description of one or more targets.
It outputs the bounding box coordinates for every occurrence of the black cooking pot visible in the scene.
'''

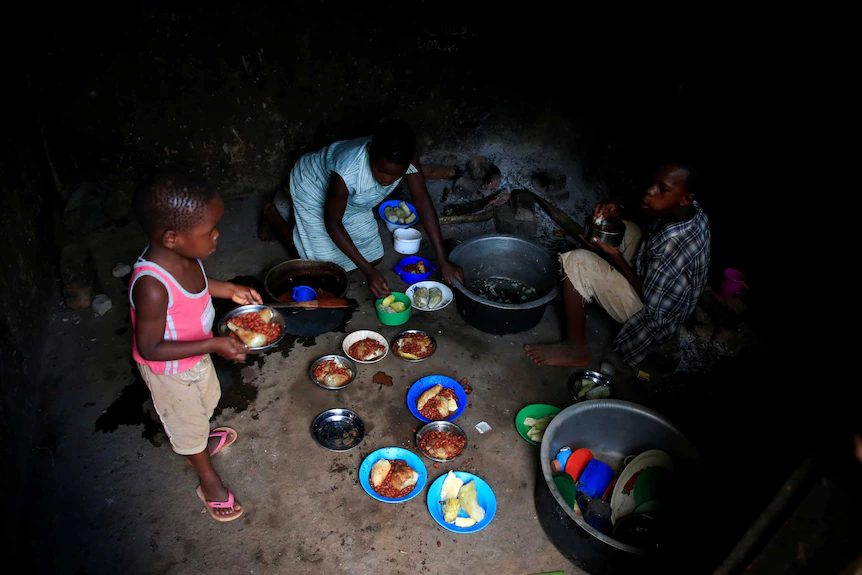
[448,234,559,335]
[264,260,350,337]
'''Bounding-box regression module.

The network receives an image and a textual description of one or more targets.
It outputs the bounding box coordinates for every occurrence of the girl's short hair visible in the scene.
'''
[370,119,416,165]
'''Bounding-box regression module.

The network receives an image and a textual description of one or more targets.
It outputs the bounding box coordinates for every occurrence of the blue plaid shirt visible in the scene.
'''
[616,203,711,366]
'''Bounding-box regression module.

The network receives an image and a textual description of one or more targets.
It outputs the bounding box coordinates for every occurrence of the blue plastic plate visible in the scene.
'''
[407,375,468,423]
[359,447,428,504]
[426,471,497,533]
[378,200,419,229]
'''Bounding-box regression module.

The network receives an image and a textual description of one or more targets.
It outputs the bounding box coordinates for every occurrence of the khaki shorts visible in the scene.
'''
[136,355,221,455]
[561,220,644,324]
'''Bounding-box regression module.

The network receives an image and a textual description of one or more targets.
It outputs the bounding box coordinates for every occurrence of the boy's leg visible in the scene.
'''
[524,275,592,367]
[524,249,643,367]
[190,356,242,518]
[619,220,642,266]
[188,450,242,518]
[137,357,242,519]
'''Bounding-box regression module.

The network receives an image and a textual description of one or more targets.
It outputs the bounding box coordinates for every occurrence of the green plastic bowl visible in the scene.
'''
[376,292,412,326]
[515,403,562,446]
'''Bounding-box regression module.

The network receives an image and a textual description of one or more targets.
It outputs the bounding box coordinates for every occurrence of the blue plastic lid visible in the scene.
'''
[292,285,317,302]
[577,459,614,499]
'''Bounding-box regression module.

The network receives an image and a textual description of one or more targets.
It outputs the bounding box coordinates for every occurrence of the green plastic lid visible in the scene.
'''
[553,474,578,510]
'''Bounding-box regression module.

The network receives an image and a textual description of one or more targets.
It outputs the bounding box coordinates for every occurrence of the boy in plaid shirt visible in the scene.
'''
[525,162,710,368]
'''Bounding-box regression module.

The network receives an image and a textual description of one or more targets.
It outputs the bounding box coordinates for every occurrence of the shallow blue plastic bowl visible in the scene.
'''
[359,447,428,504]
[378,200,419,230]
[426,471,497,533]
[407,375,468,423]
[394,256,436,285]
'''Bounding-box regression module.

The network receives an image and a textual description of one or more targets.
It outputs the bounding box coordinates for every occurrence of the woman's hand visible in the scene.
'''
[230,284,263,305]
[592,200,622,221]
[365,268,391,299]
[210,337,248,361]
[439,258,464,285]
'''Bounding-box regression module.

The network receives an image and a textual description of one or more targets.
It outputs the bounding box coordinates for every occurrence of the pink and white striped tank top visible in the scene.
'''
[128,249,216,375]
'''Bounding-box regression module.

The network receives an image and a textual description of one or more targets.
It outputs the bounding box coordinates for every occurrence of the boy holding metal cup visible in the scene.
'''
[525,162,710,368]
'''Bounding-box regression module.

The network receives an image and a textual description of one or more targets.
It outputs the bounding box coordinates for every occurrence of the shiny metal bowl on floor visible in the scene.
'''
[309,354,357,390]
[311,408,366,452]
[391,330,437,362]
[415,421,468,463]
[567,369,613,402]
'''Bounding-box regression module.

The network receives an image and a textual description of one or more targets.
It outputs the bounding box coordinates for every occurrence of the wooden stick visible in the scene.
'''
[527,191,585,238]
[421,164,460,180]
[439,212,495,225]
[442,189,504,217]
[268,298,355,310]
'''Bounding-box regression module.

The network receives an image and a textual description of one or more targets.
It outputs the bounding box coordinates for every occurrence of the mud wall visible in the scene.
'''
[25,6,773,322]
[29,5,699,204]
[0,77,60,553]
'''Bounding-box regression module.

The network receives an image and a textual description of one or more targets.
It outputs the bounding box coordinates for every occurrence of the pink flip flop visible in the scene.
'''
[208,427,237,457]
[186,427,238,467]
[196,485,244,522]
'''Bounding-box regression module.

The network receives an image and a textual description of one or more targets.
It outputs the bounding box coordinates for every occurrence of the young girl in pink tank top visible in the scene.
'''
[130,168,262,523]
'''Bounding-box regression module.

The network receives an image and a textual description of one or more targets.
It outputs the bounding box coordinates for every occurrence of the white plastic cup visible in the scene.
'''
[393,228,422,254]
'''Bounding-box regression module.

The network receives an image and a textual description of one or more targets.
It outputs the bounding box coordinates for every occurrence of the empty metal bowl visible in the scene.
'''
[309,354,358,390]
[311,408,366,451]
[415,420,468,462]
[217,304,286,353]
[568,369,612,402]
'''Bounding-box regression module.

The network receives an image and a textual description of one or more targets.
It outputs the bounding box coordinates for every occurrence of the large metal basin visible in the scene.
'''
[537,400,716,574]
[448,234,558,334]
[264,260,350,337]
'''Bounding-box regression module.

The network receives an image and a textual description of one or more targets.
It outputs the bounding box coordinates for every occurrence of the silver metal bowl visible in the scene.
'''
[538,399,710,563]
[415,420,468,462]
[583,217,626,248]
[391,330,437,362]
[311,408,366,451]
[567,369,612,402]
[217,304,286,353]
[309,354,357,390]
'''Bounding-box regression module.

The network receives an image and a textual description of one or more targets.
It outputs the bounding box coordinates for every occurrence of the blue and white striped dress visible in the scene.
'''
[288,136,417,272]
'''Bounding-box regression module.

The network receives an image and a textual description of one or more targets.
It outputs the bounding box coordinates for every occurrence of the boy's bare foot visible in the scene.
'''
[258,204,278,243]
[198,480,243,520]
[524,343,592,367]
